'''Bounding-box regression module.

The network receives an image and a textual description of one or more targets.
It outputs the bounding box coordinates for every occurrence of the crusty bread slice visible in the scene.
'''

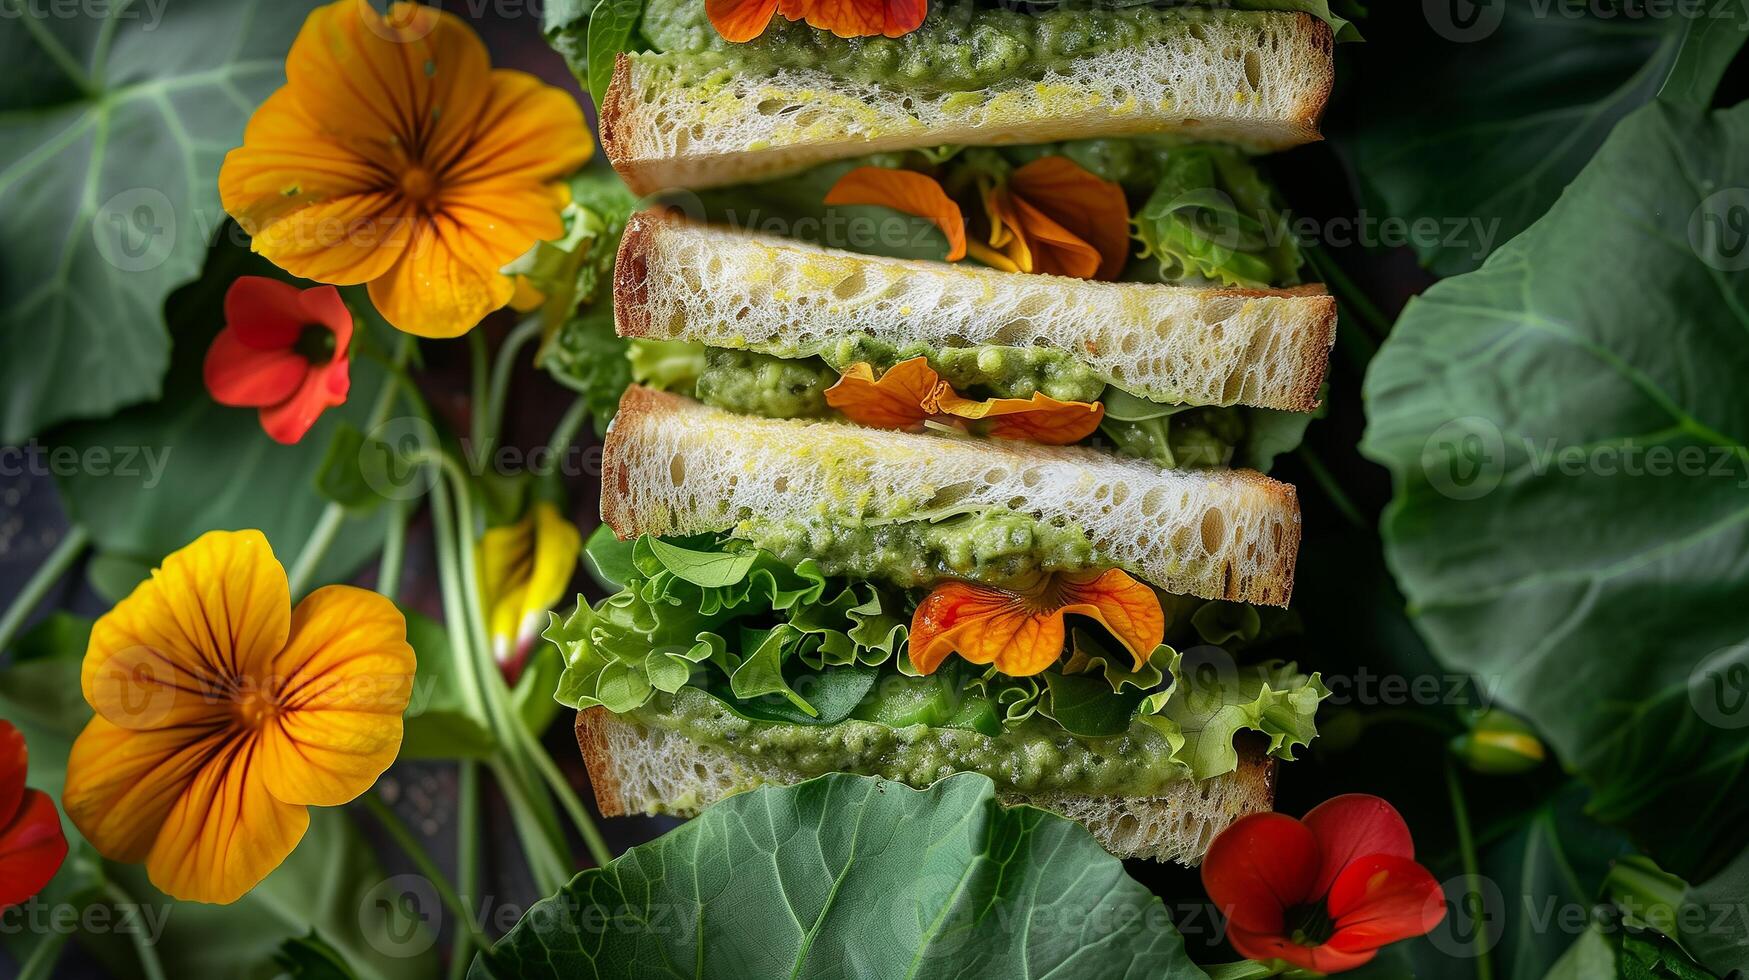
[616,212,1336,412]
[604,386,1301,605]
[600,12,1335,195]
[577,707,1276,865]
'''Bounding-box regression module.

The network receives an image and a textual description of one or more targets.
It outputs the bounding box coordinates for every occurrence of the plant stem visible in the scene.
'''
[1296,446,1367,530]
[287,504,346,597]
[486,317,543,443]
[377,500,409,603]
[1304,243,1393,339]
[13,930,70,980]
[468,330,490,449]
[448,760,481,980]
[1445,758,1494,980]
[362,792,491,951]
[103,882,167,980]
[547,396,590,455]
[488,757,571,895]
[516,719,612,867]
[0,524,89,654]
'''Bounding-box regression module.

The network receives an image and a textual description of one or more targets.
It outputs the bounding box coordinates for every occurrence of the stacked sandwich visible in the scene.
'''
[544,0,1341,863]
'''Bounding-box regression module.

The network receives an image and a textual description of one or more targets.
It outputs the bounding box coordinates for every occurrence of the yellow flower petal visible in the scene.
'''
[478,502,581,671]
[441,70,593,187]
[367,215,516,338]
[83,530,288,731]
[257,586,414,808]
[144,734,309,905]
[62,717,223,865]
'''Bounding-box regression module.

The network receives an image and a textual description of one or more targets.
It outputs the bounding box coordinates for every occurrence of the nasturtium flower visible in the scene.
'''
[824,357,1104,444]
[0,721,68,910]
[219,0,593,338]
[204,276,352,445]
[707,0,926,42]
[62,530,414,905]
[826,158,1130,280]
[477,501,582,684]
[909,570,1163,677]
[1203,794,1446,973]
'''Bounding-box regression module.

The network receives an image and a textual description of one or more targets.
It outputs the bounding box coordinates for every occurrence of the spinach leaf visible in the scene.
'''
[587,0,645,109]
[469,773,1208,980]
[1362,100,1749,888]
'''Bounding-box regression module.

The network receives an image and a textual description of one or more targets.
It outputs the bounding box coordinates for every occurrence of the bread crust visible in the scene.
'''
[598,54,643,194]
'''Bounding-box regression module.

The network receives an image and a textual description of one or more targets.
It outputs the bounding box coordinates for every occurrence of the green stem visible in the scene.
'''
[1295,446,1367,530]
[468,330,490,449]
[1445,758,1494,980]
[377,500,409,603]
[488,757,571,895]
[287,504,346,598]
[1304,244,1392,339]
[517,720,612,867]
[103,882,167,980]
[13,929,70,980]
[486,317,543,443]
[547,397,591,456]
[361,793,491,951]
[448,760,481,980]
[0,524,89,654]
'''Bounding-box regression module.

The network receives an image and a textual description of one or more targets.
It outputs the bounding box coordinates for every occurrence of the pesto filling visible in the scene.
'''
[642,685,1188,796]
[639,1,1266,96]
[733,508,1104,588]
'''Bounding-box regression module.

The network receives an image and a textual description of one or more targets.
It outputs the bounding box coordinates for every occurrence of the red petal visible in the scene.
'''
[1226,924,1379,975]
[224,276,307,350]
[297,284,353,355]
[0,790,68,909]
[0,721,24,826]
[259,359,351,445]
[1326,854,1447,953]
[1201,812,1320,934]
[205,328,308,407]
[707,0,780,41]
[1303,794,1416,898]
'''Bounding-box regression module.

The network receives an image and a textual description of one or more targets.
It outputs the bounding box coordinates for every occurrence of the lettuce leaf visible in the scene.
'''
[1132,144,1303,289]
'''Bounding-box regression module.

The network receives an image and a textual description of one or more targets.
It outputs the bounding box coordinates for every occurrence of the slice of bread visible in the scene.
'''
[600,12,1335,194]
[616,212,1336,412]
[577,707,1276,864]
[603,386,1301,605]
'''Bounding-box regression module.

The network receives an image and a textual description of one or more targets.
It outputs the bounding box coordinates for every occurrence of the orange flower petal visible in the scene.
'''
[823,358,943,429]
[1010,157,1132,281]
[931,390,1105,444]
[438,69,593,190]
[825,168,966,261]
[367,214,517,338]
[1006,194,1102,280]
[257,586,414,808]
[84,530,289,731]
[980,186,1033,272]
[707,0,781,42]
[765,0,926,38]
[144,734,309,905]
[62,717,226,865]
[909,570,1162,677]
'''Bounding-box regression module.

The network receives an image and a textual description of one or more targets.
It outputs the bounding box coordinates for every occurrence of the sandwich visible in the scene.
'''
[571,0,1338,194]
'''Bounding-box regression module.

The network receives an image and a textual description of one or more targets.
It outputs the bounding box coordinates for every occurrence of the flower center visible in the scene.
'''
[399,166,439,207]
[294,323,336,364]
[1285,901,1336,948]
[234,689,281,730]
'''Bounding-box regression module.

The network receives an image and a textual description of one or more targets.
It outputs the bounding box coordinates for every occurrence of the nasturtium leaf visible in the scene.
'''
[0,0,321,439]
[1681,847,1749,976]
[470,773,1208,980]
[1363,101,1749,879]
[1339,2,1693,276]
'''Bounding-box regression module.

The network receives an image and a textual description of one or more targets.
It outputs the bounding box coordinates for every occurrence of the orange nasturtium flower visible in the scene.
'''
[707,0,926,42]
[825,158,1130,280]
[478,501,583,684]
[824,357,1105,444]
[204,277,352,445]
[909,569,1165,677]
[62,531,414,904]
[219,0,593,339]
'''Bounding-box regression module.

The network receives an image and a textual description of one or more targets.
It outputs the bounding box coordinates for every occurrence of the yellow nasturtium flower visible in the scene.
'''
[478,502,582,683]
[62,531,414,905]
[219,0,593,338]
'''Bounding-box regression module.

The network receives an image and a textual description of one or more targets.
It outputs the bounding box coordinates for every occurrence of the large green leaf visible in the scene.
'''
[1681,847,1749,976]
[52,237,387,593]
[0,0,321,439]
[470,773,1207,979]
[1338,2,1695,276]
[1362,100,1749,879]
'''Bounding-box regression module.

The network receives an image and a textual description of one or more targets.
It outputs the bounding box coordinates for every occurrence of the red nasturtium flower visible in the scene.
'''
[1203,794,1446,973]
[909,569,1164,677]
[707,0,926,42]
[826,159,1131,280]
[204,277,352,445]
[825,357,1104,444]
[0,720,69,910]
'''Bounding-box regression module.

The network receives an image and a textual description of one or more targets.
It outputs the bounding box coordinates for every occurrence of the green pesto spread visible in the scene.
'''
[811,335,1107,403]
[734,508,1100,588]
[644,685,1187,796]
[695,348,836,418]
[640,0,1258,95]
